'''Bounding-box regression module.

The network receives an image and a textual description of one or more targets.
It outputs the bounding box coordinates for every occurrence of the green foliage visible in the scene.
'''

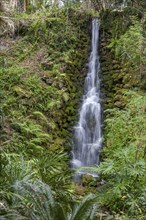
[0,179,98,220]
[0,9,93,219]
[108,16,146,79]
[105,91,146,152]
[0,153,36,191]
[0,150,72,204]
[69,194,97,220]
[2,2,146,219]
[96,90,146,218]
[0,8,90,156]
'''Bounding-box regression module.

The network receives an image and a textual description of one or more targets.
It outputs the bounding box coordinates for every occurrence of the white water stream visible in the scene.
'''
[71,19,102,177]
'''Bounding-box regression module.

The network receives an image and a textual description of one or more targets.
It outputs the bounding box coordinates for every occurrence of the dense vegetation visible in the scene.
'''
[0,0,146,219]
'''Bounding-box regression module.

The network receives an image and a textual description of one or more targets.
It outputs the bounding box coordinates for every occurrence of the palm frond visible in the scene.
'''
[69,194,97,220]
[12,179,71,220]
[0,152,36,191]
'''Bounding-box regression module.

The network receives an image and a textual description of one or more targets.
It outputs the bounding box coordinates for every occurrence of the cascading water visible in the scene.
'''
[71,19,102,177]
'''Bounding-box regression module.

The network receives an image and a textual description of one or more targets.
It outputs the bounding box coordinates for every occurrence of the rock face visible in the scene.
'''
[100,31,125,110]
[99,10,141,111]
[0,9,92,155]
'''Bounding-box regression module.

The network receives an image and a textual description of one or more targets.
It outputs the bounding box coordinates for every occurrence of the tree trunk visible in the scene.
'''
[24,0,28,11]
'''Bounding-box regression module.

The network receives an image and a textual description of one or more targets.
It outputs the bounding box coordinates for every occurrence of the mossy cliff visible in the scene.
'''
[96,9,146,218]
[100,9,145,110]
[0,9,91,156]
[1,6,144,159]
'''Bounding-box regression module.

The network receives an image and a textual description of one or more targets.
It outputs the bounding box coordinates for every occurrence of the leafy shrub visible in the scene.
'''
[96,91,146,217]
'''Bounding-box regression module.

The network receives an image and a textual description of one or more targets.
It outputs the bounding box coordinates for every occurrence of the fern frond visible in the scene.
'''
[69,194,97,220]
[33,111,48,124]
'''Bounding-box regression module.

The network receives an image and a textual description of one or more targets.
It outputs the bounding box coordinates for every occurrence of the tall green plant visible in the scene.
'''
[96,91,146,217]
[108,16,146,78]
[1,180,98,220]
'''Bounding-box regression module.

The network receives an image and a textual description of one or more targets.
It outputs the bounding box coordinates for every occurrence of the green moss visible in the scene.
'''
[0,9,91,157]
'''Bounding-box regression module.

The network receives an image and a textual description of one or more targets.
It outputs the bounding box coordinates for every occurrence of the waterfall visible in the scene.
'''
[71,19,102,177]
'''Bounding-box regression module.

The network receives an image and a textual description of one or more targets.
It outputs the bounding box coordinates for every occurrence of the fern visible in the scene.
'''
[69,194,97,220]
[0,153,36,189]
[33,111,48,124]
[1,180,98,220]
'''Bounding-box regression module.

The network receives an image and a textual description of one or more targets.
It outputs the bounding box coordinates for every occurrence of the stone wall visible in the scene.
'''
[99,10,142,110]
